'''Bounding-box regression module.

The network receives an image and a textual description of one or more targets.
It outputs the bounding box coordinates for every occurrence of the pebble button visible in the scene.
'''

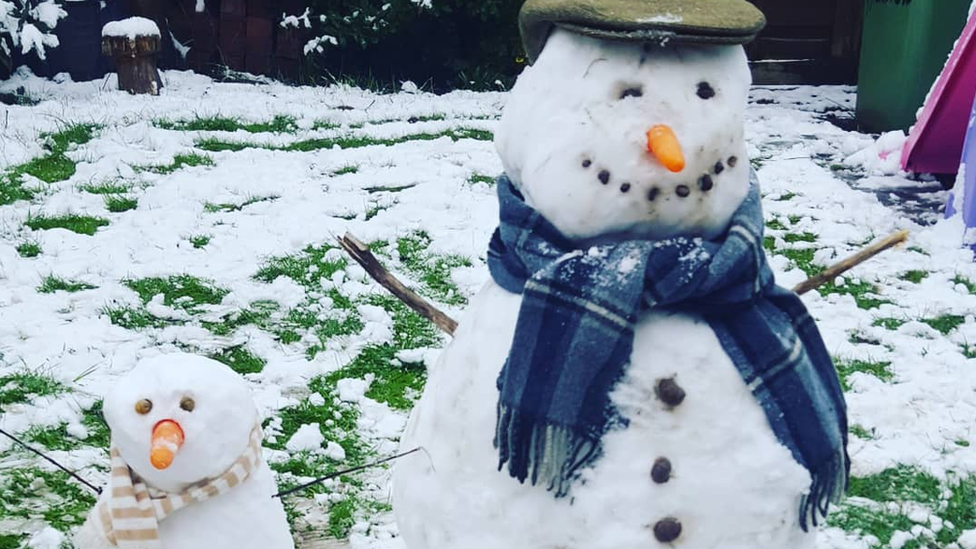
[651,458,672,484]
[655,378,686,407]
[653,517,682,543]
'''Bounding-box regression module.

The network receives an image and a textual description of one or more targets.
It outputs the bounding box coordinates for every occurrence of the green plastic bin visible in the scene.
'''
[856,0,972,133]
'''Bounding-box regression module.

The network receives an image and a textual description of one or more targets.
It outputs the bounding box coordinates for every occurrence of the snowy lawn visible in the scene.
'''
[1,70,976,549]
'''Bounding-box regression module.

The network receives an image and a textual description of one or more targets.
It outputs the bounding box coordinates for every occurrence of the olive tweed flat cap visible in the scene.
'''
[520,0,766,62]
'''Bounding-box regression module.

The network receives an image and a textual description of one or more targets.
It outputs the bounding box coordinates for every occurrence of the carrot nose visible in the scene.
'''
[646,124,685,173]
[150,420,184,470]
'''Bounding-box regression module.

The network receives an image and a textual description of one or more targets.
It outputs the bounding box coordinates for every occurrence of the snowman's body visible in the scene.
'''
[393,29,818,549]
[73,354,293,549]
[75,464,291,549]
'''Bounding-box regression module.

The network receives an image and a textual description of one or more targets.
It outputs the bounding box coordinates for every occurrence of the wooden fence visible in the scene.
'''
[132,0,308,79]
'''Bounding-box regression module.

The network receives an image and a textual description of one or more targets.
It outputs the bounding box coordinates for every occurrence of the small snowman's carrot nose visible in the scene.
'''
[150,420,184,470]
[646,125,686,173]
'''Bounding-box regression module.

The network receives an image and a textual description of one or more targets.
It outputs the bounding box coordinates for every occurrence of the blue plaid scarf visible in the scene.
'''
[487,172,849,530]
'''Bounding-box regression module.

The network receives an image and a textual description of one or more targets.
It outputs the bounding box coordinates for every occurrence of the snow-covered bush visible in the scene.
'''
[281,0,432,56]
[281,0,525,90]
[0,0,66,70]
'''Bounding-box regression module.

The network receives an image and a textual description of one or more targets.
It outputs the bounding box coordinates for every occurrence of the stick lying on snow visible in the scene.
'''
[339,229,910,337]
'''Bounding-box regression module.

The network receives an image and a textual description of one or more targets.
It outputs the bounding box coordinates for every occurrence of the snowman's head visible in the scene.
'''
[103,353,258,492]
[496,29,752,242]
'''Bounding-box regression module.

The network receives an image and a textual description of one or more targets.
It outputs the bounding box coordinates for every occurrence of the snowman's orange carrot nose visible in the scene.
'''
[646,125,685,173]
[150,420,184,470]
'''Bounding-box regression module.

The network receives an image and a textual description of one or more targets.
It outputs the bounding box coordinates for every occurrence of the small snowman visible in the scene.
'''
[74,353,293,549]
[393,1,849,548]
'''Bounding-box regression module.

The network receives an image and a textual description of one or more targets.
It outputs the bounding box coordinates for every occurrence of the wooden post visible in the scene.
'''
[101,18,163,95]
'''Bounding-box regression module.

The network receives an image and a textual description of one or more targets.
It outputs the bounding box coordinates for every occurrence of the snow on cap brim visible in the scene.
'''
[520,0,767,63]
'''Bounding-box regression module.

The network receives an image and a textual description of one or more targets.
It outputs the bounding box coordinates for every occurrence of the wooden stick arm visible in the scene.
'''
[791,229,909,295]
[337,233,458,336]
[339,229,910,338]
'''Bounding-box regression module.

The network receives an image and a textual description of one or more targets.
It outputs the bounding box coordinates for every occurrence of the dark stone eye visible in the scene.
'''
[582,159,592,168]
[620,86,643,99]
[598,170,611,185]
[697,82,716,100]
[180,396,195,412]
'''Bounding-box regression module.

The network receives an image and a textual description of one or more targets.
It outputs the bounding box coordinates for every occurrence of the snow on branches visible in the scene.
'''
[281,0,433,56]
[0,0,66,66]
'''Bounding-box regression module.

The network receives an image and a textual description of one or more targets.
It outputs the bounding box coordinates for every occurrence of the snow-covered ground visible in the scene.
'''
[1,69,975,549]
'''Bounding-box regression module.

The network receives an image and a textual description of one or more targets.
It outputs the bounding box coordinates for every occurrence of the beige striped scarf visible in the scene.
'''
[96,424,264,548]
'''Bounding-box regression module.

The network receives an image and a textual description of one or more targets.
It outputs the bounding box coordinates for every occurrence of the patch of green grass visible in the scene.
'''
[0,372,65,407]
[80,181,130,195]
[0,174,35,205]
[190,234,212,249]
[827,503,917,546]
[327,497,358,538]
[775,192,798,201]
[0,124,99,205]
[899,270,929,284]
[921,314,966,335]
[211,346,266,375]
[468,174,496,185]
[776,247,820,277]
[333,165,359,175]
[201,300,279,337]
[24,424,77,451]
[954,275,976,295]
[326,345,426,411]
[312,119,340,131]
[105,195,137,213]
[834,358,893,391]
[158,115,297,133]
[124,274,228,312]
[254,245,347,289]
[24,213,109,236]
[146,153,214,174]
[365,202,392,220]
[849,466,942,505]
[909,246,929,256]
[204,195,279,213]
[820,279,892,310]
[103,305,169,330]
[195,127,494,154]
[0,534,25,549]
[16,242,42,258]
[872,317,907,330]
[37,275,96,294]
[0,467,97,533]
[827,468,976,547]
[397,231,471,306]
[82,400,110,448]
[937,475,976,545]
[783,232,817,243]
[963,343,976,359]
[765,218,788,231]
[849,424,873,439]
[957,439,971,447]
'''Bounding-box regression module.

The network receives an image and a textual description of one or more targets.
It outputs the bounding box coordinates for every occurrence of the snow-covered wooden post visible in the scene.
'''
[101,17,163,95]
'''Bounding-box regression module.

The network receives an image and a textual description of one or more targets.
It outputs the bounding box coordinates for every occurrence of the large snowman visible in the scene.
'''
[74,353,293,549]
[393,1,848,549]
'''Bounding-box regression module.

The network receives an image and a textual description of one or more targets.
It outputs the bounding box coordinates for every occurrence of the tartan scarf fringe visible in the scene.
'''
[495,404,601,498]
[800,448,849,531]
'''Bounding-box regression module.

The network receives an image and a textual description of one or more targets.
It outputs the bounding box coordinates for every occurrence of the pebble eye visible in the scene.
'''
[697,81,716,100]
[180,396,196,412]
[619,86,643,99]
[135,399,152,415]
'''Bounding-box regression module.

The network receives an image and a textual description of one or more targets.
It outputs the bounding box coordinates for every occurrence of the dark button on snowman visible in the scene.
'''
[393,1,849,548]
